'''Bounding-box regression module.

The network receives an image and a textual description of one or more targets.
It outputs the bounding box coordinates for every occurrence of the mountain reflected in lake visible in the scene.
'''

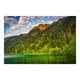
[4,55,76,64]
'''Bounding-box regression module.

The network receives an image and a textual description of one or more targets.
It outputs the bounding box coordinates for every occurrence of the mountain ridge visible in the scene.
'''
[4,16,76,56]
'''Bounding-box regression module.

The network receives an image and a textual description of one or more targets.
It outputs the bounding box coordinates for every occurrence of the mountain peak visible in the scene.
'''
[38,24,49,30]
[33,24,49,31]
[29,24,50,36]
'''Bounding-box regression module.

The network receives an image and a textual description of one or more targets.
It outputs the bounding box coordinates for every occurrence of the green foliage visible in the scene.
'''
[41,45,49,54]
[63,34,76,56]
[49,47,62,56]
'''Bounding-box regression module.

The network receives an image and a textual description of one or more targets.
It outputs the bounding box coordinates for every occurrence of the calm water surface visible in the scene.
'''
[4,55,76,64]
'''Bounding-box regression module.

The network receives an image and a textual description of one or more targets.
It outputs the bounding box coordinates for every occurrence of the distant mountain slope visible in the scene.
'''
[4,16,76,56]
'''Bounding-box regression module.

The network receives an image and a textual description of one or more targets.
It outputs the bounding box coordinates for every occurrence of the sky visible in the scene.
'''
[4,16,65,37]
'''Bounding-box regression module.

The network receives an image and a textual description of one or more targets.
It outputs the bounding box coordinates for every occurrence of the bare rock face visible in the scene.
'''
[29,24,49,36]
[37,24,49,30]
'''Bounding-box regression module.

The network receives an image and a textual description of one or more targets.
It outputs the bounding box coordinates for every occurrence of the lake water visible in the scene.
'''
[4,55,76,64]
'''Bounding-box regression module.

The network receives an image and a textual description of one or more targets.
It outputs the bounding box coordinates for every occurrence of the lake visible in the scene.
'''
[4,55,76,64]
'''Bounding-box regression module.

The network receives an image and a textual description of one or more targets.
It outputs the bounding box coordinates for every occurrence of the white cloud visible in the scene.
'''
[5,16,66,37]
[6,16,33,37]
[18,16,24,24]
[4,16,17,26]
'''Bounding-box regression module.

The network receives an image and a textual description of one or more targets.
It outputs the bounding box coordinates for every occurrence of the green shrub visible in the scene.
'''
[49,47,62,56]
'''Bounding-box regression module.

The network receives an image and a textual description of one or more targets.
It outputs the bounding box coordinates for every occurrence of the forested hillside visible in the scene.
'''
[4,16,76,56]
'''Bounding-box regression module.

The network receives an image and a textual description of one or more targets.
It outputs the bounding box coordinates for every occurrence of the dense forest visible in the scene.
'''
[4,16,76,57]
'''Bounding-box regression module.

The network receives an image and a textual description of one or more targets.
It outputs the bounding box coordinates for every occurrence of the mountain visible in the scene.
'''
[29,24,49,36]
[4,16,76,56]
[32,24,49,30]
